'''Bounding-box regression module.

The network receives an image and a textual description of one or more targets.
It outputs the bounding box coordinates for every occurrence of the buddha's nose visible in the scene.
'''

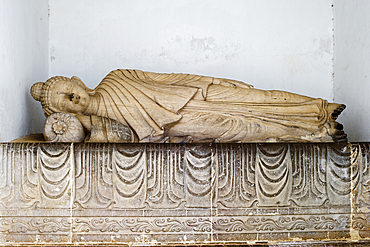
[75,95,81,104]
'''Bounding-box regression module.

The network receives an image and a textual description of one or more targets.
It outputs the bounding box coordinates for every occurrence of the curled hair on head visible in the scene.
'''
[30,76,72,116]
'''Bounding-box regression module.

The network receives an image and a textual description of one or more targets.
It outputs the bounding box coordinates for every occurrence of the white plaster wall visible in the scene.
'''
[334,0,370,142]
[4,0,368,141]
[49,0,334,100]
[0,0,49,142]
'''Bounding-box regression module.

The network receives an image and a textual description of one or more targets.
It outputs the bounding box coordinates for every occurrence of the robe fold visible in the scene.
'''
[90,69,332,142]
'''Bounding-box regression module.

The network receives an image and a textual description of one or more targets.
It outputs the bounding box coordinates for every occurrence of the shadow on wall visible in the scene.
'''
[26,93,45,136]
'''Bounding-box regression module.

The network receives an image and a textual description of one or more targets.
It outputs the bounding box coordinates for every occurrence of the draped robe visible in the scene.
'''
[89,69,331,142]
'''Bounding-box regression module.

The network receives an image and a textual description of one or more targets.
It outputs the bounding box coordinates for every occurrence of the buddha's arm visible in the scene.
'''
[212,77,253,89]
[74,115,92,131]
[142,71,253,89]
[74,114,136,143]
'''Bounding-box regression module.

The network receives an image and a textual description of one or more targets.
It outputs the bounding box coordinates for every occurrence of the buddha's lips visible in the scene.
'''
[78,97,87,106]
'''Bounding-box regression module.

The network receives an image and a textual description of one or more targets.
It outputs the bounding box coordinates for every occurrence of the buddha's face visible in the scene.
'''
[50,79,90,114]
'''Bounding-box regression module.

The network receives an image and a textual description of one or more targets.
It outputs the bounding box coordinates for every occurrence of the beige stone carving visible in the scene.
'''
[44,112,85,142]
[0,142,369,245]
[31,69,346,143]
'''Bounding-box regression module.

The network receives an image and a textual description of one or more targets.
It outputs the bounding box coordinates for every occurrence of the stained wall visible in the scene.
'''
[1,0,369,142]
[333,0,370,142]
[0,0,49,141]
[48,0,335,100]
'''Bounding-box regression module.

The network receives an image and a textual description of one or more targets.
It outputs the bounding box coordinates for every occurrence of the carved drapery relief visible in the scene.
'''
[0,142,369,244]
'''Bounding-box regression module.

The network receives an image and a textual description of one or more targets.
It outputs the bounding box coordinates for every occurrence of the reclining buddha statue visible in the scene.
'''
[31,69,346,143]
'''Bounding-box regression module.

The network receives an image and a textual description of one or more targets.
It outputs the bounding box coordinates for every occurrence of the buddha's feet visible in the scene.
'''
[325,122,347,142]
[325,103,347,142]
[328,103,346,121]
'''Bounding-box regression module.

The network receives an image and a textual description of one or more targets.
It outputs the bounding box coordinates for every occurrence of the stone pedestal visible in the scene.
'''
[0,142,369,246]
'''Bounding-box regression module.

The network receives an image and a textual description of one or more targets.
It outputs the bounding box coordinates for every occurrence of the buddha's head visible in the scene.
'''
[31,76,92,116]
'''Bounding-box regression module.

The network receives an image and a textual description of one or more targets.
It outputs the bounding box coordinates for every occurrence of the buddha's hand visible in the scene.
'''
[213,78,253,89]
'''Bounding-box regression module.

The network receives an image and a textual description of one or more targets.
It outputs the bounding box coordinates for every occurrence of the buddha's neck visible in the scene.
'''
[83,94,100,116]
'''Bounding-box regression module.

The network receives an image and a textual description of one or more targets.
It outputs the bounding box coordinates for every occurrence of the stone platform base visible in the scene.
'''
[1,142,370,246]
